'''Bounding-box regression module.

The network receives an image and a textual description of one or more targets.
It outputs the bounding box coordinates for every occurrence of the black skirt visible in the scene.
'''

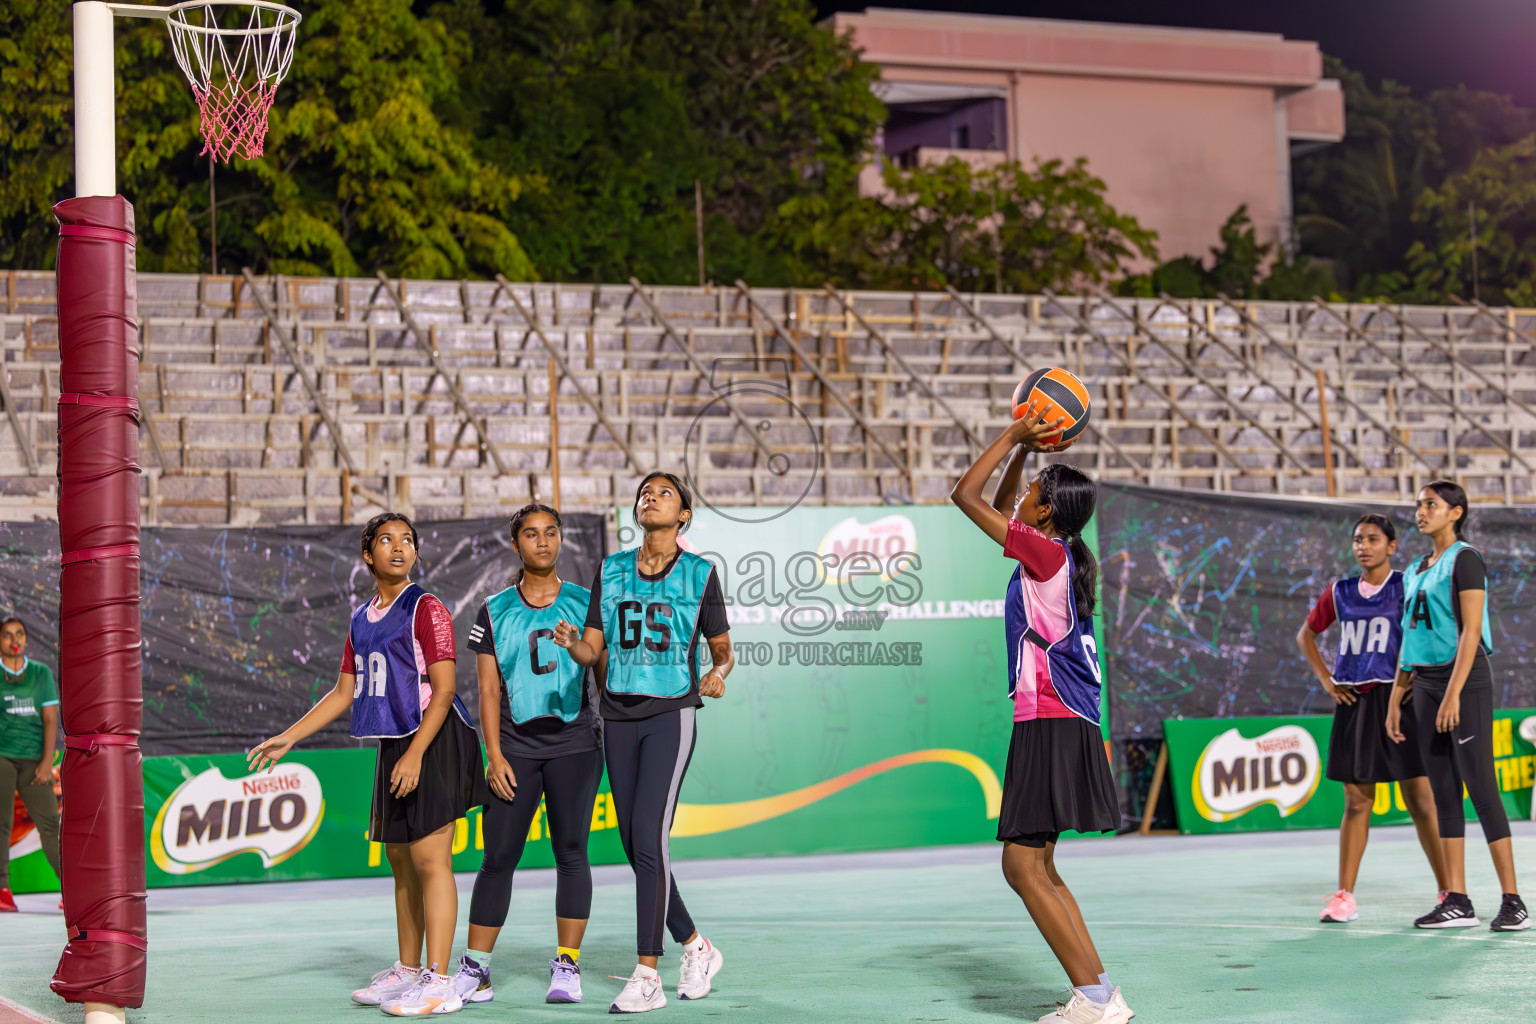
[997,716,1122,842]
[1326,684,1426,784]
[370,713,491,844]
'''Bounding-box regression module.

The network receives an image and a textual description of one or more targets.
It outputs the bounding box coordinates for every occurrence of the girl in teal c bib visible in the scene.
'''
[459,503,605,1005]
[1386,479,1527,932]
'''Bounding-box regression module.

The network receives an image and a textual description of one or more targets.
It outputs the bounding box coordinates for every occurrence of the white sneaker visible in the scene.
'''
[677,938,723,1000]
[546,956,583,1003]
[382,971,464,1016]
[609,968,666,1014]
[352,962,423,1006]
[450,956,494,1004]
[1036,989,1131,1024]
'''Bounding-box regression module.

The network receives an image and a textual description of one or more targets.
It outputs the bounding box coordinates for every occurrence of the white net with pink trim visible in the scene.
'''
[163,1,300,163]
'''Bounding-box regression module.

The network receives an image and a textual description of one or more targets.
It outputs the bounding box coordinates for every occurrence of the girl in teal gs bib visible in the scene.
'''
[1386,479,1527,932]
[555,472,734,1013]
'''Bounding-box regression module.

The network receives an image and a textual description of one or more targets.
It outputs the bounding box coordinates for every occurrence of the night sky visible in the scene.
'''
[818,1,1536,109]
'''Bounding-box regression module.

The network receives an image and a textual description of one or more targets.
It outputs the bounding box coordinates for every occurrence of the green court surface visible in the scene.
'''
[3,823,1533,1023]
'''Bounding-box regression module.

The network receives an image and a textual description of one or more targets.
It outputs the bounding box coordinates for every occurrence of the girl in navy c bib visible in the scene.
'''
[249,513,489,1014]
[951,401,1128,1021]
[1298,513,1445,926]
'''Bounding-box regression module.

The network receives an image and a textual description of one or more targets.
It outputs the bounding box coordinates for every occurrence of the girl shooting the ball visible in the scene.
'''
[951,397,1129,1024]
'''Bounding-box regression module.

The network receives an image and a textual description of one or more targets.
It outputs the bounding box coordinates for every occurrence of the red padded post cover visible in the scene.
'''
[49,196,147,1008]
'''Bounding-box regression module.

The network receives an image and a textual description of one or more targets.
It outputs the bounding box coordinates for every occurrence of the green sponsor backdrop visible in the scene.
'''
[9,505,1109,892]
[1164,711,1536,834]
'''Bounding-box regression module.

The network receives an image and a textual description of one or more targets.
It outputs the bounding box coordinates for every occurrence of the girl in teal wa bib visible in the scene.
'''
[554,472,734,1010]
[1386,480,1526,932]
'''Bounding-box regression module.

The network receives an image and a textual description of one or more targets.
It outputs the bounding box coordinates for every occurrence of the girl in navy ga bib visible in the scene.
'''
[951,405,1127,1020]
[1298,513,1444,927]
[248,513,489,1014]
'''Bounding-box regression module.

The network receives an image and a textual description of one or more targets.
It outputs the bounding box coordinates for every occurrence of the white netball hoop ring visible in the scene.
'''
[103,2,302,163]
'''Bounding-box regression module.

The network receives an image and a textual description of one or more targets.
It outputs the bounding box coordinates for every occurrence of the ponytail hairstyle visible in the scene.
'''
[508,502,563,586]
[360,511,420,578]
[1035,463,1098,620]
[633,470,695,534]
[1352,513,1396,543]
[1424,478,1470,537]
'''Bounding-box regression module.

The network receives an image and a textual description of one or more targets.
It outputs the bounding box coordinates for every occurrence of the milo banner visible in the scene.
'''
[1164,711,1536,834]
[7,748,628,892]
[606,504,1102,851]
[9,505,1107,892]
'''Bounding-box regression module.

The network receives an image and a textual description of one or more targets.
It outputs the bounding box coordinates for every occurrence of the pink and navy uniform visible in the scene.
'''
[342,582,472,738]
[1305,572,1404,691]
[1003,520,1104,725]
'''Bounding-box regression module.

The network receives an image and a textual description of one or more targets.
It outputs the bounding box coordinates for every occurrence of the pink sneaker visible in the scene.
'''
[1320,889,1358,923]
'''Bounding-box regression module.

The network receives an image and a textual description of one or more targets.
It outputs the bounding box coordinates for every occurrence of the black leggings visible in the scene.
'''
[605,707,698,957]
[469,747,603,926]
[1413,687,1510,843]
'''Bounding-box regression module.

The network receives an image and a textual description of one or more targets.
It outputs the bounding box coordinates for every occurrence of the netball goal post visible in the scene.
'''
[56,6,298,1022]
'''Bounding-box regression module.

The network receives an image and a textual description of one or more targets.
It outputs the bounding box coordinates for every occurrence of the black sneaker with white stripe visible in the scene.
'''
[1490,894,1531,932]
[1415,893,1479,929]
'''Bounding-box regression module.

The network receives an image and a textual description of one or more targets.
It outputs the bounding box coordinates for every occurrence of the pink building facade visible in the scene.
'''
[831,9,1346,262]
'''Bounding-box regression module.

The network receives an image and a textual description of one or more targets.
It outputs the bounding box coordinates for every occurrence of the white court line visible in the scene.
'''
[693,918,1536,944]
[0,991,59,1024]
[6,918,1530,955]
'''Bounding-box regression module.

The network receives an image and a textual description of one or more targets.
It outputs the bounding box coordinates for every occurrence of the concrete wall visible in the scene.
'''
[1010,73,1285,262]
[832,10,1345,262]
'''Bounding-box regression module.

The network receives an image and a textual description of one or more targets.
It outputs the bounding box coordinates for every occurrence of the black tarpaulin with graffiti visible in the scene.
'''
[0,516,606,755]
[1098,485,1536,740]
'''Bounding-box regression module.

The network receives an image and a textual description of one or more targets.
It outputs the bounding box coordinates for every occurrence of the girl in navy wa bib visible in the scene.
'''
[456,503,603,1005]
[249,513,489,1014]
[554,472,733,1013]
[1297,514,1445,926]
[951,403,1129,1024]
[1385,480,1527,931]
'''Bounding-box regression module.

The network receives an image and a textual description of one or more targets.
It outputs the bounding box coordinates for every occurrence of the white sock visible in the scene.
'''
[1074,983,1113,1005]
[635,964,660,980]
[683,935,707,954]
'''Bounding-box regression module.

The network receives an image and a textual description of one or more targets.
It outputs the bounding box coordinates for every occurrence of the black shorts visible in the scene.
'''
[1326,684,1426,785]
[370,713,491,844]
[997,716,1121,844]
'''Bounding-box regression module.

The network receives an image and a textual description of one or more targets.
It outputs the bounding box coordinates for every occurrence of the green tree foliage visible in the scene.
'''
[793,156,1156,292]
[433,0,884,285]
[430,0,706,283]
[13,2,1531,297]
[244,0,532,277]
[1406,136,1536,305]
[1121,207,1333,301]
[1292,58,1535,297]
[0,0,533,277]
[0,0,191,268]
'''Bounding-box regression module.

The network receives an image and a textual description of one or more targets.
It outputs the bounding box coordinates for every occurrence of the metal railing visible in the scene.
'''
[2,269,1532,523]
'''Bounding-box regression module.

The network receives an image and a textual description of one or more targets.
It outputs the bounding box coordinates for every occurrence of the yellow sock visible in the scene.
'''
[557,946,580,964]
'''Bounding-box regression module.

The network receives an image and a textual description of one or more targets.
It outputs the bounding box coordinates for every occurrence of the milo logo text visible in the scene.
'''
[151,764,325,875]
[1192,725,1322,823]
